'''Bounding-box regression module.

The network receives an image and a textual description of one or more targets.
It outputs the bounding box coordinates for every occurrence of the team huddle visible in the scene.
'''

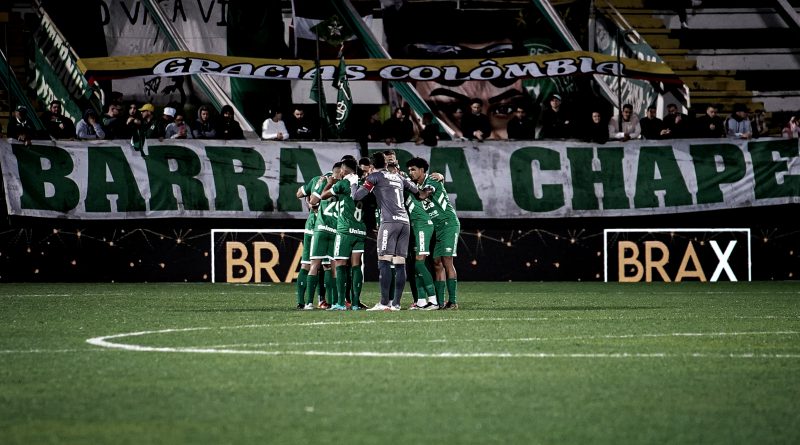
[295,150,461,311]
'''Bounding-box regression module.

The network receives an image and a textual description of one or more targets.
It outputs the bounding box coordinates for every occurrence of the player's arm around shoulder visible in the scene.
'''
[323,179,348,200]
[308,176,328,206]
[353,172,378,201]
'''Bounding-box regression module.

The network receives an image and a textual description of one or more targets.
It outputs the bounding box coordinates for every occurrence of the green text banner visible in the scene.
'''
[1,139,798,220]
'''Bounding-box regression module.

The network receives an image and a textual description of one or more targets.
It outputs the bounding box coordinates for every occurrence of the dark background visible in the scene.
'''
[1,204,797,282]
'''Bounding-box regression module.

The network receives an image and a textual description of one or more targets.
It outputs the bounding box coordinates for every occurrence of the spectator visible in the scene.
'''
[366,110,383,143]
[782,116,800,139]
[382,107,414,144]
[726,103,752,140]
[584,111,609,144]
[640,105,666,140]
[192,105,217,139]
[165,112,192,139]
[662,103,690,139]
[76,108,106,140]
[153,106,175,139]
[538,94,572,140]
[416,112,439,146]
[673,0,691,29]
[7,105,36,144]
[751,109,768,138]
[506,106,535,140]
[216,105,244,140]
[461,98,492,141]
[124,102,141,138]
[102,102,126,139]
[608,103,641,141]
[40,100,75,139]
[286,106,315,140]
[137,103,162,139]
[261,108,288,140]
[450,106,465,138]
[694,105,726,138]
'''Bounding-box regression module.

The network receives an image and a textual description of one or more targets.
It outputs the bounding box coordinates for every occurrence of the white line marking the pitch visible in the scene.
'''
[0,348,108,354]
[85,322,800,359]
[203,331,800,349]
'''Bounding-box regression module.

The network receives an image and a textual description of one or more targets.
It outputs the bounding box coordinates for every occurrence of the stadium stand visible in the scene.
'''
[599,0,800,134]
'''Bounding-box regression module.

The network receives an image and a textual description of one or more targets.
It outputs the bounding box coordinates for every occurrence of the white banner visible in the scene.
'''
[100,0,230,104]
[1,138,799,220]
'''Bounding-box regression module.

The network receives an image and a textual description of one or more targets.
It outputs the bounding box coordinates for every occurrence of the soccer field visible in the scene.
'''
[1,282,798,444]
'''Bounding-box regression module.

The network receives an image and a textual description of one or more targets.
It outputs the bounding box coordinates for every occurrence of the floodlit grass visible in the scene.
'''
[1,282,799,444]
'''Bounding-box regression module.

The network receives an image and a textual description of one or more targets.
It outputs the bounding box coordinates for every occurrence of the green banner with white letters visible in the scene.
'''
[1,139,798,220]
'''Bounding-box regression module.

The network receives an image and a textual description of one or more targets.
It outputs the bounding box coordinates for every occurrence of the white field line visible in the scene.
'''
[0,348,107,354]
[203,330,800,349]
[85,323,800,359]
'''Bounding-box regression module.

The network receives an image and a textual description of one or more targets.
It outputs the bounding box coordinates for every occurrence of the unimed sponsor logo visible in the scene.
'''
[604,229,751,282]
[211,229,304,283]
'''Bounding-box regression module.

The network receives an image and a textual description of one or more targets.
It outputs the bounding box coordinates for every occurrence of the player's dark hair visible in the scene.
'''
[357,157,372,178]
[382,149,396,157]
[341,158,357,174]
[341,154,356,162]
[372,151,386,168]
[333,161,343,170]
[406,157,429,172]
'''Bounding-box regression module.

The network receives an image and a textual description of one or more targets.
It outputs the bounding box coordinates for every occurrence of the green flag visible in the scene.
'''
[309,62,330,138]
[333,55,352,136]
[310,14,352,47]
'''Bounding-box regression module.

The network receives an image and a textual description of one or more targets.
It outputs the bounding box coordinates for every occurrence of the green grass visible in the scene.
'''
[1,282,799,444]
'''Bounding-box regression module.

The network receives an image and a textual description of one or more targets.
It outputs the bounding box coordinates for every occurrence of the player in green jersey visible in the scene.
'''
[320,158,367,310]
[307,163,342,310]
[405,158,439,310]
[295,179,320,309]
[414,158,461,309]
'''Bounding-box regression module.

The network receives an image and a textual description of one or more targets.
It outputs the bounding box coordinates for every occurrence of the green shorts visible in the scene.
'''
[433,220,460,258]
[310,229,336,264]
[333,232,365,260]
[301,230,313,264]
[412,222,434,256]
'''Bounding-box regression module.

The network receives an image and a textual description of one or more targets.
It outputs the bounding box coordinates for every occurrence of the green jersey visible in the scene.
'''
[422,174,458,227]
[405,188,432,226]
[331,178,367,237]
[311,175,338,233]
[301,175,320,234]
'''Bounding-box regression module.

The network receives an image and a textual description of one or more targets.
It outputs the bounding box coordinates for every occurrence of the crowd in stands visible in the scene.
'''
[5,94,800,145]
[2,98,247,145]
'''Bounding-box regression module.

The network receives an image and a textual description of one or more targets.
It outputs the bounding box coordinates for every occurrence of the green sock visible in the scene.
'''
[351,267,363,307]
[344,268,352,304]
[296,269,309,305]
[336,265,350,307]
[324,269,337,306]
[415,260,436,298]
[446,278,458,303]
[318,269,327,301]
[434,281,446,306]
[307,273,319,305]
